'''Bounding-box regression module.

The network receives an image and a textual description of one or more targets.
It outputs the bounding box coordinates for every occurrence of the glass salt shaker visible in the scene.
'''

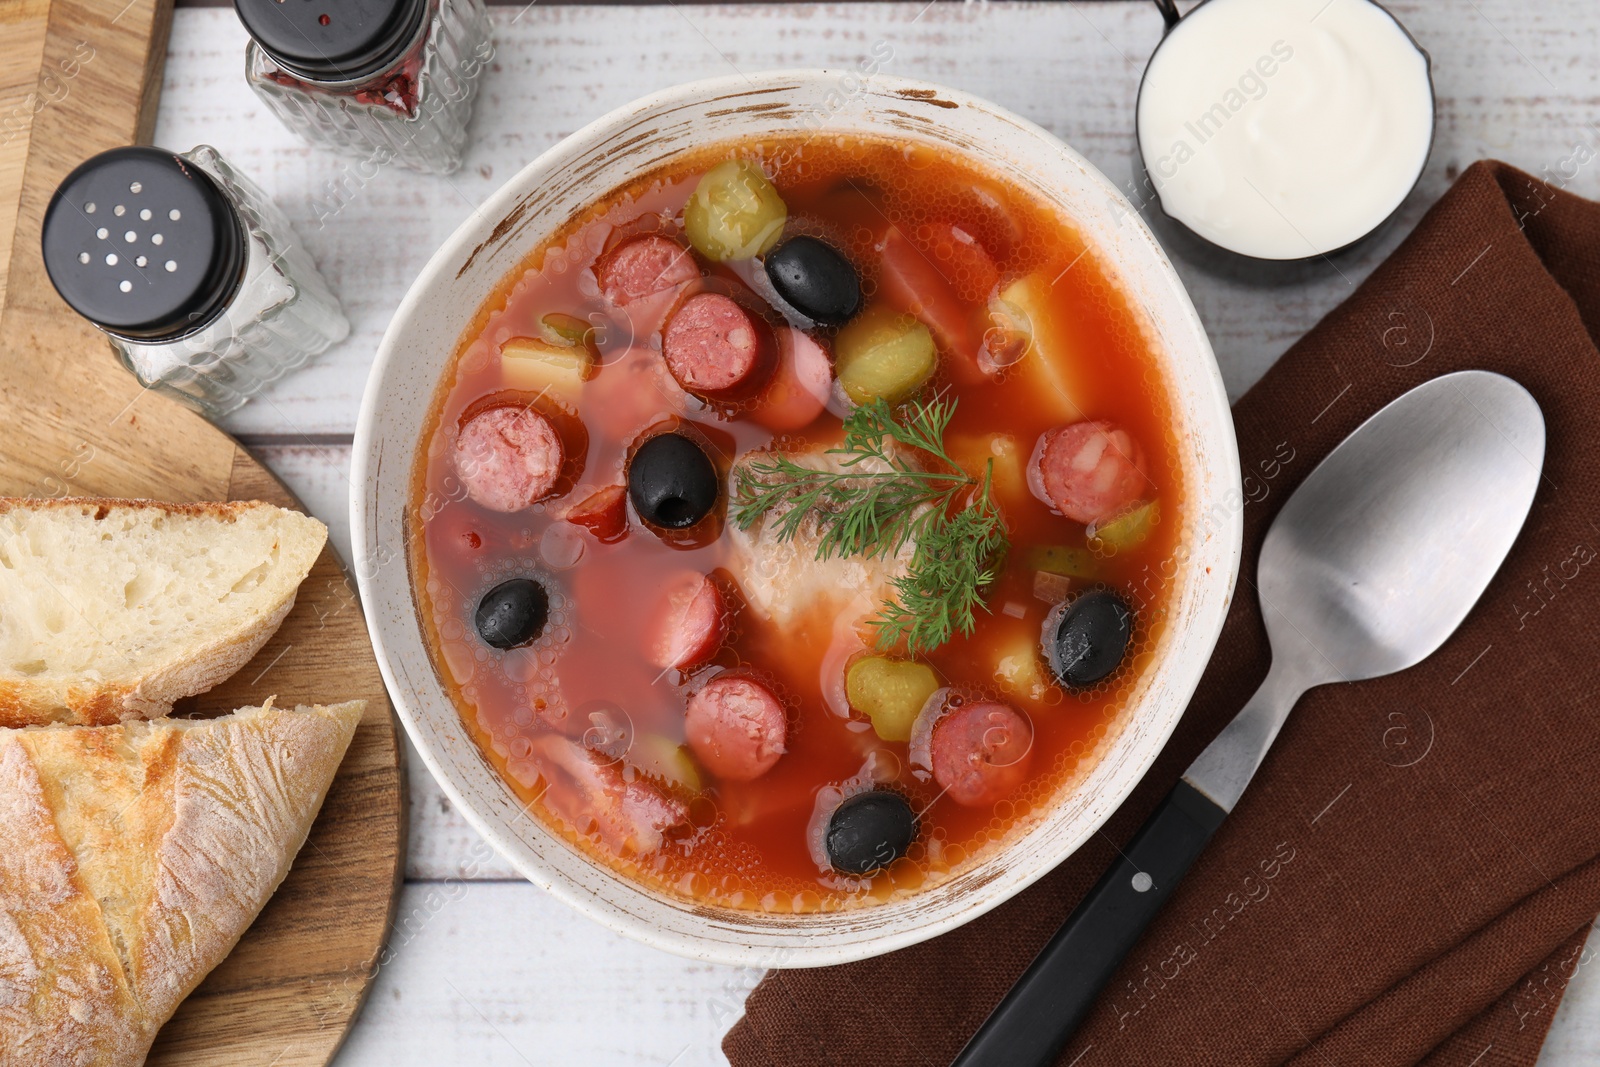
[40,145,349,419]
[235,0,493,175]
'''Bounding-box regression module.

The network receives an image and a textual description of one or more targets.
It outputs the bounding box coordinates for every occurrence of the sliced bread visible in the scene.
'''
[0,498,327,727]
[0,699,365,1066]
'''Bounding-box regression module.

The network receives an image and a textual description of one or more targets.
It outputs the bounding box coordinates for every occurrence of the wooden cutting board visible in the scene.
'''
[0,2,406,1064]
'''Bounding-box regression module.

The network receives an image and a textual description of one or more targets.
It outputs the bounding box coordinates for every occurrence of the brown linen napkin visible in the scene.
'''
[724,160,1600,1067]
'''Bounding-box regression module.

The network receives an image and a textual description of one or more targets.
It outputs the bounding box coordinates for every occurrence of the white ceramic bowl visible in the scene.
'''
[352,70,1242,968]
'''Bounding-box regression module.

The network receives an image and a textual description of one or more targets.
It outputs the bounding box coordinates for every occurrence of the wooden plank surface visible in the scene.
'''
[148,3,1600,1064]
[0,0,50,313]
[0,2,406,1064]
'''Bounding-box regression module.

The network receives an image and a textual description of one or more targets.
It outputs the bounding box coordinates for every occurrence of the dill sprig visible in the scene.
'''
[730,396,1009,654]
[870,463,1010,653]
[730,395,966,559]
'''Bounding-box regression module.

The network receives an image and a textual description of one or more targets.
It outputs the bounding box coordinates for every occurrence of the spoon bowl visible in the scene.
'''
[1259,370,1546,687]
[954,369,1546,1067]
[1192,369,1547,810]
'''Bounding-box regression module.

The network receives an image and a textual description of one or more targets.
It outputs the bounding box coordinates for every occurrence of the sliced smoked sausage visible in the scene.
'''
[662,291,774,398]
[930,699,1033,808]
[684,674,787,782]
[597,234,699,307]
[750,327,832,432]
[647,572,728,671]
[453,405,565,513]
[1034,420,1148,526]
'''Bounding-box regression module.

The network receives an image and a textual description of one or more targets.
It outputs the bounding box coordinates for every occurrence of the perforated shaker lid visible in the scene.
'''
[233,0,428,83]
[41,147,245,342]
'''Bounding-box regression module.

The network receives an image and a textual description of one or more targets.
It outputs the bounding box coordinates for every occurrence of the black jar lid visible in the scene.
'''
[233,0,428,84]
[41,147,246,342]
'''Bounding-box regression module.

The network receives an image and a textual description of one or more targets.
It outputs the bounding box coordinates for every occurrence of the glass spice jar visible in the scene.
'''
[40,145,349,419]
[235,0,493,175]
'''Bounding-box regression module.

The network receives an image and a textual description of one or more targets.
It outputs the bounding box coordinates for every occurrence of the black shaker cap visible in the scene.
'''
[41,147,245,342]
[233,0,427,83]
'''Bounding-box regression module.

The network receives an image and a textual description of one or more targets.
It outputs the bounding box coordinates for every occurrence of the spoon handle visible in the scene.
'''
[949,781,1226,1067]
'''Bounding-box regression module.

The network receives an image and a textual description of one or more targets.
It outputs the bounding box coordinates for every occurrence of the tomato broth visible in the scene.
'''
[411,135,1186,912]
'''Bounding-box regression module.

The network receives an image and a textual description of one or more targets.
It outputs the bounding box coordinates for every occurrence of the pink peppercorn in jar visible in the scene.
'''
[235,0,493,175]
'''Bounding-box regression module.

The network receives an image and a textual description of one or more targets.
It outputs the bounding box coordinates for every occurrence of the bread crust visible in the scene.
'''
[0,701,365,1067]
[0,498,327,728]
[0,738,142,1066]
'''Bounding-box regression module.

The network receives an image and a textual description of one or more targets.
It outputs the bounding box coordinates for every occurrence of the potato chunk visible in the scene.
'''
[501,336,596,400]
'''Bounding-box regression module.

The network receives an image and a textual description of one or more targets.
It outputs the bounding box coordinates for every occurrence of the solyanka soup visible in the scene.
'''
[410,134,1185,913]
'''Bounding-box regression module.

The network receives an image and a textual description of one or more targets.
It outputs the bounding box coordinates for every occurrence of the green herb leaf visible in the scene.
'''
[868,461,1009,654]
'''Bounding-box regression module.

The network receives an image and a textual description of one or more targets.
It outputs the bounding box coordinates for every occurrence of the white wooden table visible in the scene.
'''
[153,3,1600,1062]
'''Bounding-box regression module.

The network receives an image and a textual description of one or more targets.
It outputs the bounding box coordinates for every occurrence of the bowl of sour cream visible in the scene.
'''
[1136,0,1435,263]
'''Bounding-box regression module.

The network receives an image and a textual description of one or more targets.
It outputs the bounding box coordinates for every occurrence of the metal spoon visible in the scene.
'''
[953,369,1546,1067]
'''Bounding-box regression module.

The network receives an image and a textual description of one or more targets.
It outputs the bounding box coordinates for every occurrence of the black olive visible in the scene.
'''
[1051,589,1133,688]
[475,578,550,650]
[825,790,918,875]
[628,432,719,529]
[764,236,862,326]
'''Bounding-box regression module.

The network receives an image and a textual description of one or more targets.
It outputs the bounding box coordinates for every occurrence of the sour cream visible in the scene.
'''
[1137,0,1434,261]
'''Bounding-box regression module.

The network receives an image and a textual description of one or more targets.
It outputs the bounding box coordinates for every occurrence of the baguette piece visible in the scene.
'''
[0,700,364,1067]
[0,498,327,727]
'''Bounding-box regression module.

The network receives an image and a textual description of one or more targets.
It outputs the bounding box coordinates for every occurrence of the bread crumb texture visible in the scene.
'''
[0,499,327,727]
[0,701,363,1066]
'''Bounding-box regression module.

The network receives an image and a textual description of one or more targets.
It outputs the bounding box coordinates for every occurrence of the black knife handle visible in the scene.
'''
[950,780,1228,1067]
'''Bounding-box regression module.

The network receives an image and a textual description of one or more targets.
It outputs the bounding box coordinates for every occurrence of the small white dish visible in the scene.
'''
[351,70,1242,967]
[1137,0,1435,263]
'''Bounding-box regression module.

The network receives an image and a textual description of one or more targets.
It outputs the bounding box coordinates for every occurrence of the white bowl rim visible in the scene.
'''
[351,68,1243,967]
